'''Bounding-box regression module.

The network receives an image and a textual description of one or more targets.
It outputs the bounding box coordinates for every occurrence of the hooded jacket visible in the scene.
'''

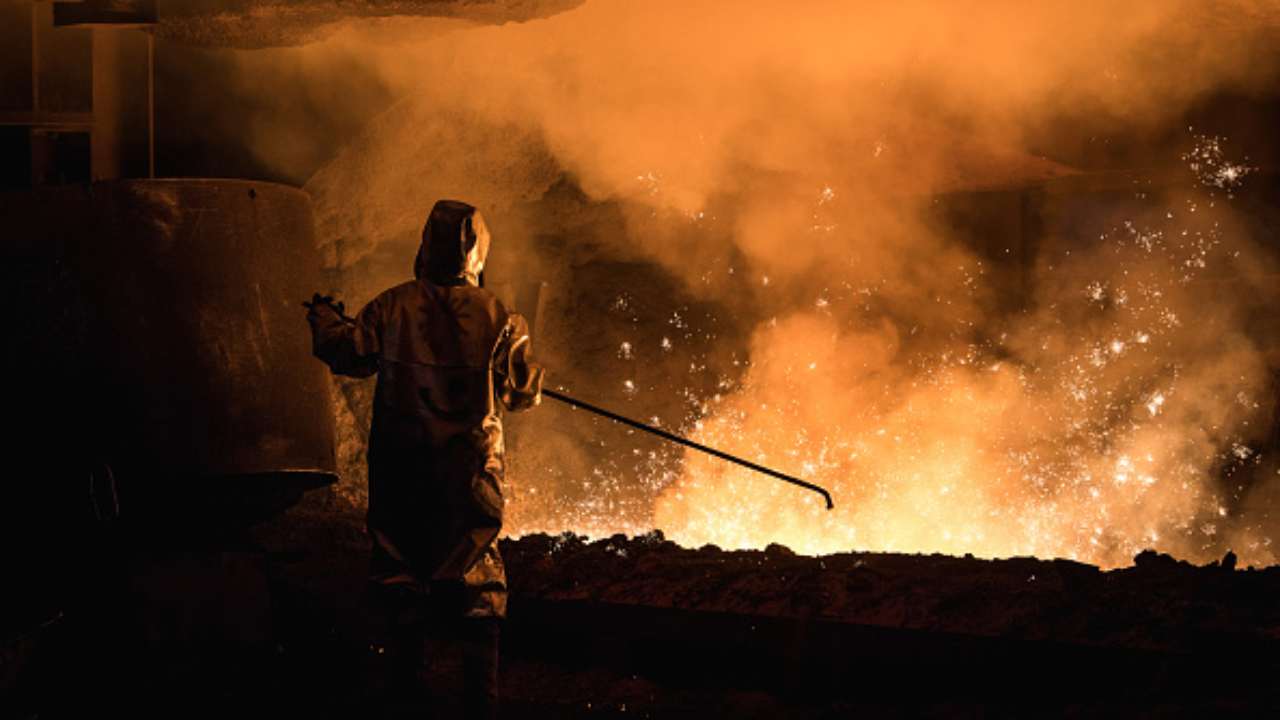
[308,200,543,618]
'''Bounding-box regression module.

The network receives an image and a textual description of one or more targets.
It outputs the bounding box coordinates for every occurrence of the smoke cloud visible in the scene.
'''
[224,1,1280,565]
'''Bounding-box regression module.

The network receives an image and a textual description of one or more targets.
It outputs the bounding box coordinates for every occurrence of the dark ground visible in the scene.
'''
[6,487,1280,719]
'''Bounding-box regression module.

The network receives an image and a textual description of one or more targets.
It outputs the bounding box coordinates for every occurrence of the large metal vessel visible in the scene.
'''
[4,178,338,529]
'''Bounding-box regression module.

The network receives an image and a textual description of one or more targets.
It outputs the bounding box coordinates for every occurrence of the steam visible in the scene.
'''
[227,1,1279,565]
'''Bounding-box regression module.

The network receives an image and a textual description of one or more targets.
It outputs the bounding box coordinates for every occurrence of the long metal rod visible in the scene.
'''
[543,388,834,510]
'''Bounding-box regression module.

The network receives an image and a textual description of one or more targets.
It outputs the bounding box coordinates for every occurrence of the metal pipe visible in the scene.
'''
[146,30,154,178]
[543,388,834,510]
[31,2,39,113]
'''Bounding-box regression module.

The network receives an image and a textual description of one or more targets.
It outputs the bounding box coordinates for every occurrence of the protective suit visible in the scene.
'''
[307,200,543,619]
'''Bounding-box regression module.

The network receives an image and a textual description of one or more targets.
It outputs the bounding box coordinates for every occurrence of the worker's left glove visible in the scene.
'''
[304,293,346,322]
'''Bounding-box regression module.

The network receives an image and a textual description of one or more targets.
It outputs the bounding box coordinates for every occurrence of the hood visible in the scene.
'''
[415,200,491,286]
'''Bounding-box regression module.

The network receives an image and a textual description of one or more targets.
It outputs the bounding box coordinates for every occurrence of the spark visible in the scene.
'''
[1146,392,1165,416]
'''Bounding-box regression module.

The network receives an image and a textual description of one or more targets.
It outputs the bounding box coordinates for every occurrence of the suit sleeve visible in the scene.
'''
[493,312,544,411]
[307,296,382,378]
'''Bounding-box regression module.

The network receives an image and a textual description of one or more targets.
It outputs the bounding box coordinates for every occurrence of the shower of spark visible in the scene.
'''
[1182,131,1255,194]
[528,136,1275,569]
[648,153,1274,568]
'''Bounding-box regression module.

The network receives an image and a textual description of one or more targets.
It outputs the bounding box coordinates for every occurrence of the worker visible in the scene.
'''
[307,199,543,719]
